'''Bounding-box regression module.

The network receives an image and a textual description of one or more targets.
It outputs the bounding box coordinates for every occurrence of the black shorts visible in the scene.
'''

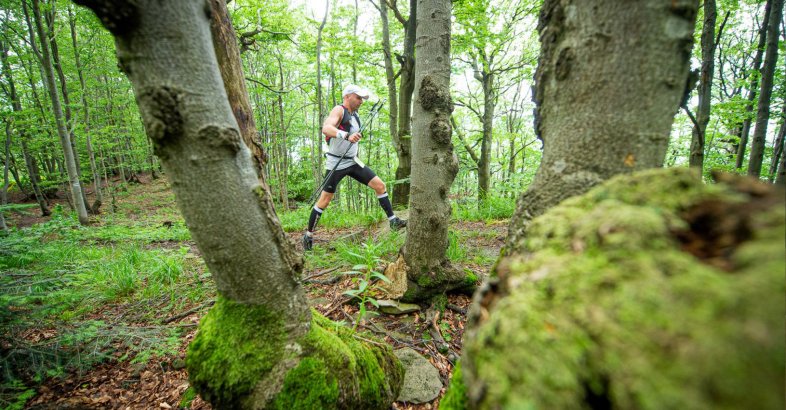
[322,164,377,193]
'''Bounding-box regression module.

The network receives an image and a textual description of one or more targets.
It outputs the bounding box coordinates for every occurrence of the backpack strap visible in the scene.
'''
[325,106,360,143]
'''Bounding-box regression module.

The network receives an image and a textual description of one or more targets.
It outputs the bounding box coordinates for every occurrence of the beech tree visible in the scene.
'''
[747,0,783,177]
[73,0,402,407]
[397,0,475,302]
[507,0,700,246]
[28,0,88,225]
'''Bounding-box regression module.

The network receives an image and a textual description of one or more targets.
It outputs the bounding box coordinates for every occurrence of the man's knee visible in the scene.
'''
[369,177,386,193]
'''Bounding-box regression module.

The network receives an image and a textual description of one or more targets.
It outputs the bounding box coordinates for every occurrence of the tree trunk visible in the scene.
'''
[736,1,771,169]
[73,2,402,407]
[379,0,399,179]
[0,27,50,216]
[401,0,469,303]
[46,5,92,210]
[1,123,10,232]
[208,0,267,175]
[392,0,416,208]
[689,0,717,170]
[507,0,699,250]
[747,0,783,177]
[769,103,785,181]
[314,0,327,182]
[30,0,88,224]
[69,5,103,212]
[477,72,494,201]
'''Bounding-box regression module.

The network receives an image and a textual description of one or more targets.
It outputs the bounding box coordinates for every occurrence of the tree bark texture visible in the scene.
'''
[507,0,699,250]
[402,0,459,278]
[69,5,103,212]
[736,1,771,169]
[379,0,399,169]
[747,0,783,177]
[74,1,402,407]
[209,0,267,175]
[31,0,89,225]
[392,0,417,208]
[689,0,717,170]
[769,103,785,181]
[478,72,494,201]
[314,0,327,181]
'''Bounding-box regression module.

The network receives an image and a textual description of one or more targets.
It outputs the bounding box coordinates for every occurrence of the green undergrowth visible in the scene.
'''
[0,205,211,408]
[188,300,403,408]
[278,205,388,232]
[452,196,515,222]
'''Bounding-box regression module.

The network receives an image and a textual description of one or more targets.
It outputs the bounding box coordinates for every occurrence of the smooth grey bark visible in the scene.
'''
[402,0,463,299]
[736,2,771,169]
[747,0,783,177]
[31,0,89,225]
[689,0,717,170]
[769,102,785,181]
[73,0,306,312]
[375,0,400,167]
[507,0,699,250]
[476,69,494,201]
[68,5,102,213]
[45,5,92,211]
[391,0,416,208]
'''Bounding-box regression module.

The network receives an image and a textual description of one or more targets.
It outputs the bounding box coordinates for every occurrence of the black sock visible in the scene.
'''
[308,206,323,232]
[377,192,394,218]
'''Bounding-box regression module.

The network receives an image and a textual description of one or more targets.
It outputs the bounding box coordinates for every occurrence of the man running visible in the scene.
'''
[303,85,407,251]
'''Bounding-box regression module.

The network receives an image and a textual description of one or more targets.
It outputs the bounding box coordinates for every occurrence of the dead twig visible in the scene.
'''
[302,266,340,281]
[446,303,467,315]
[162,300,215,324]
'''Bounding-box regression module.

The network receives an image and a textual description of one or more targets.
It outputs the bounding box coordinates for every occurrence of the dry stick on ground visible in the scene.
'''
[302,266,340,281]
[446,303,466,315]
[162,300,215,324]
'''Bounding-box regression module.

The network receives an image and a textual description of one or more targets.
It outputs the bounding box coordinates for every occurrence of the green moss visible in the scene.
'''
[189,302,403,409]
[440,361,468,410]
[464,271,478,286]
[464,169,785,409]
[186,297,290,407]
[179,386,197,408]
[272,312,404,409]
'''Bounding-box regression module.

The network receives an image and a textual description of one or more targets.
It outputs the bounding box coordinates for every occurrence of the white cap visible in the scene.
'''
[342,84,370,100]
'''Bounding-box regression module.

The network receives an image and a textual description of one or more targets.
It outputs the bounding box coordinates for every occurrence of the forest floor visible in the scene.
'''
[1,174,508,410]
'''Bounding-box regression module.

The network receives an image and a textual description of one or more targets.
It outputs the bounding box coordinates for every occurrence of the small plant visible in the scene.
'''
[340,240,391,329]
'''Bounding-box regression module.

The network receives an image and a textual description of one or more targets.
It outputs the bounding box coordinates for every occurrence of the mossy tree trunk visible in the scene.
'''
[74,1,402,407]
[400,0,471,302]
[506,0,699,249]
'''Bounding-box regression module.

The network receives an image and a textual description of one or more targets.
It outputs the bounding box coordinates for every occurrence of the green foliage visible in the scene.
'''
[339,239,395,328]
[440,361,468,410]
[453,196,515,222]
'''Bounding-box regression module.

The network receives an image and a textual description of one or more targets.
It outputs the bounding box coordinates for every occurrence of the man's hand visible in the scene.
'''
[347,132,362,143]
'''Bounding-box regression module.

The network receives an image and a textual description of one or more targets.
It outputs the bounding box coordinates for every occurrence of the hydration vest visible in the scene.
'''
[325,105,361,143]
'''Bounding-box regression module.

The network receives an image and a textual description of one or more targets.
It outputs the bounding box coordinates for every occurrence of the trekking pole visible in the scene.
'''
[308,99,386,206]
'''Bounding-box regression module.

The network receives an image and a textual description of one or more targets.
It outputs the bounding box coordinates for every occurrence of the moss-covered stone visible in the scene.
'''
[187,299,403,409]
[440,361,468,410]
[462,169,785,410]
